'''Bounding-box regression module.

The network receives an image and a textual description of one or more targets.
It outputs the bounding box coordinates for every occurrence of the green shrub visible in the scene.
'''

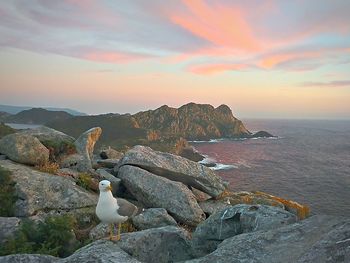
[0,215,82,258]
[41,140,76,162]
[76,173,98,192]
[0,123,15,139]
[0,166,17,216]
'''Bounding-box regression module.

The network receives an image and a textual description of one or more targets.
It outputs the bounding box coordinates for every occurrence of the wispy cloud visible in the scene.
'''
[300,80,350,88]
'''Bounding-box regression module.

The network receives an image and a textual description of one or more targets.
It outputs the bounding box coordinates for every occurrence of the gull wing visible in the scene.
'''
[117,198,138,217]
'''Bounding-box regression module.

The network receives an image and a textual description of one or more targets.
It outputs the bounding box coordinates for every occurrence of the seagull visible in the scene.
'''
[96,180,137,240]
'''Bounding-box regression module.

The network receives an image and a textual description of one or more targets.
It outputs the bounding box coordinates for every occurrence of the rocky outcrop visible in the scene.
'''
[58,240,141,263]
[185,215,350,263]
[0,254,58,263]
[251,130,275,138]
[0,160,97,217]
[118,165,205,226]
[96,159,120,169]
[199,191,285,215]
[118,226,193,263]
[0,217,21,244]
[117,145,226,197]
[191,204,297,256]
[0,134,49,165]
[74,127,102,171]
[99,147,123,159]
[134,103,251,140]
[132,208,177,230]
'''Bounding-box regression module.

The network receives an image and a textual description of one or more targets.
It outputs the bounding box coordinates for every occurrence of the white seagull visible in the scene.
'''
[96,180,137,240]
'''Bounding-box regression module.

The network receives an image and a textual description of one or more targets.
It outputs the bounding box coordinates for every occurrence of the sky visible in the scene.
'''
[0,0,349,119]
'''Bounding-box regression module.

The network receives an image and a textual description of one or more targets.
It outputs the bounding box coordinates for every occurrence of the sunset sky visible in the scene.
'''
[0,0,349,119]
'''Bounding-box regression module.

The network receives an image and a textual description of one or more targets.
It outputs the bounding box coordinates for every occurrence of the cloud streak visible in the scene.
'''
[300,80,350,88]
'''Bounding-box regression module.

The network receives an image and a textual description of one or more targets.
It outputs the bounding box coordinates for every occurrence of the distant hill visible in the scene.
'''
[0,104,86,116]
[5,108,74,125]
[47,103,252,152]
[134,103,251,140]
[0,112,12,122]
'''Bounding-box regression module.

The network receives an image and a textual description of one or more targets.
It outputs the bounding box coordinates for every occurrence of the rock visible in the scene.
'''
[0,160,98,217]
[117,145,225,197]
[132,208,177,230]
[191,188,212,202]
[89,222,110,240]
[0,133,49,165]
[0,217,21,244]
[118,226,193,263]
[95,169,121,195]
[58,239,141,263]
[118,165,205,226]
[251,130,275,138]
[100,147,124,160]
[58,153,85,170]
[20,126,76,161]
[199,191,285,215]
[0,254,58,263]
[192,204,297,256]
[74,127,102,171]
[97,159,120,169]
[0,154,7,160]
[185,215,349,263]
[178,146,205,162]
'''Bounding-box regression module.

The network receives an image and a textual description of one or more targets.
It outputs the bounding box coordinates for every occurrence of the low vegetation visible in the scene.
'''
[0,166,17,216]
[40,139,76,162]
[35,162,60,174]
[76,173,99,192]
[0,215,84,257]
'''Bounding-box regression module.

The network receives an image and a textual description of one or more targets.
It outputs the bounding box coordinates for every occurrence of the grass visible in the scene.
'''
[0,122,15,139]
[0,166,17,216]
[76,173,99,192]
[40,139,76,162]
[35,162,60,174]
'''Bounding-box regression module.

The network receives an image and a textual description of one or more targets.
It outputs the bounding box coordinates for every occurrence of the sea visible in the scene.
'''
[191,119,350,217]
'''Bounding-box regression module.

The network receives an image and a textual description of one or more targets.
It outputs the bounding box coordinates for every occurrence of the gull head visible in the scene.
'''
[99,180,112,192]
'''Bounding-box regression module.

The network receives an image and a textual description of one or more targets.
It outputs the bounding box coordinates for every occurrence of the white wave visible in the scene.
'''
[210,163,237,171]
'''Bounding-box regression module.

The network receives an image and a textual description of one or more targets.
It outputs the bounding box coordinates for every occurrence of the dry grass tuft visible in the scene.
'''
[35,162,60,174]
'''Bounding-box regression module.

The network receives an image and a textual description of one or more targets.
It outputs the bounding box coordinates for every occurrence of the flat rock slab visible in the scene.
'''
[97,159,120,169]
[132,208,177,230]
[185,215,350,263]
[0,254,58,263]
[192,204,297,256]
[118,226,193,263]
[118,165,205,226]
[58,240,141,263]
[117,145,225,197]
[0,160,98,217]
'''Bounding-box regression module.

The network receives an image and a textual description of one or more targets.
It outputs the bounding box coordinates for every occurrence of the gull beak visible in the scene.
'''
[107,185,112,191]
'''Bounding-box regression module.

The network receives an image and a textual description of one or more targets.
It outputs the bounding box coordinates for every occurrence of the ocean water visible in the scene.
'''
[191,119,350,217]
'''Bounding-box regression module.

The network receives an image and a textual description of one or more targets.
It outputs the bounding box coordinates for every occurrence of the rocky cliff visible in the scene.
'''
[134,103,251,140]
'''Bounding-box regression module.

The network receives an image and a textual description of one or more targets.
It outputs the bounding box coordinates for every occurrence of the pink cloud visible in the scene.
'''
[81,50,151,63]
[171,0,261,52]
[188,63,247,75]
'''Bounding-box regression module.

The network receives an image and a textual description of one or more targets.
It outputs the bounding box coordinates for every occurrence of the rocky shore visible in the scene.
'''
[0,126,349,262]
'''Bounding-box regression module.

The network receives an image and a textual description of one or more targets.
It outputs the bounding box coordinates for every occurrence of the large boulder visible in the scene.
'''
[185,215,350,263]
[58,240,141,263]
[99,147,124,160]
[19,126,76,161]
[0,254,58,263]
[192,204,297,256]
[0,160,98,217]
[0,217,21,244]
[0,134,49,165]
[132,208,177,230]
[74,127,102,171]
[118,226,193,263]
[117,146,225,197]
[118,165,205,226]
